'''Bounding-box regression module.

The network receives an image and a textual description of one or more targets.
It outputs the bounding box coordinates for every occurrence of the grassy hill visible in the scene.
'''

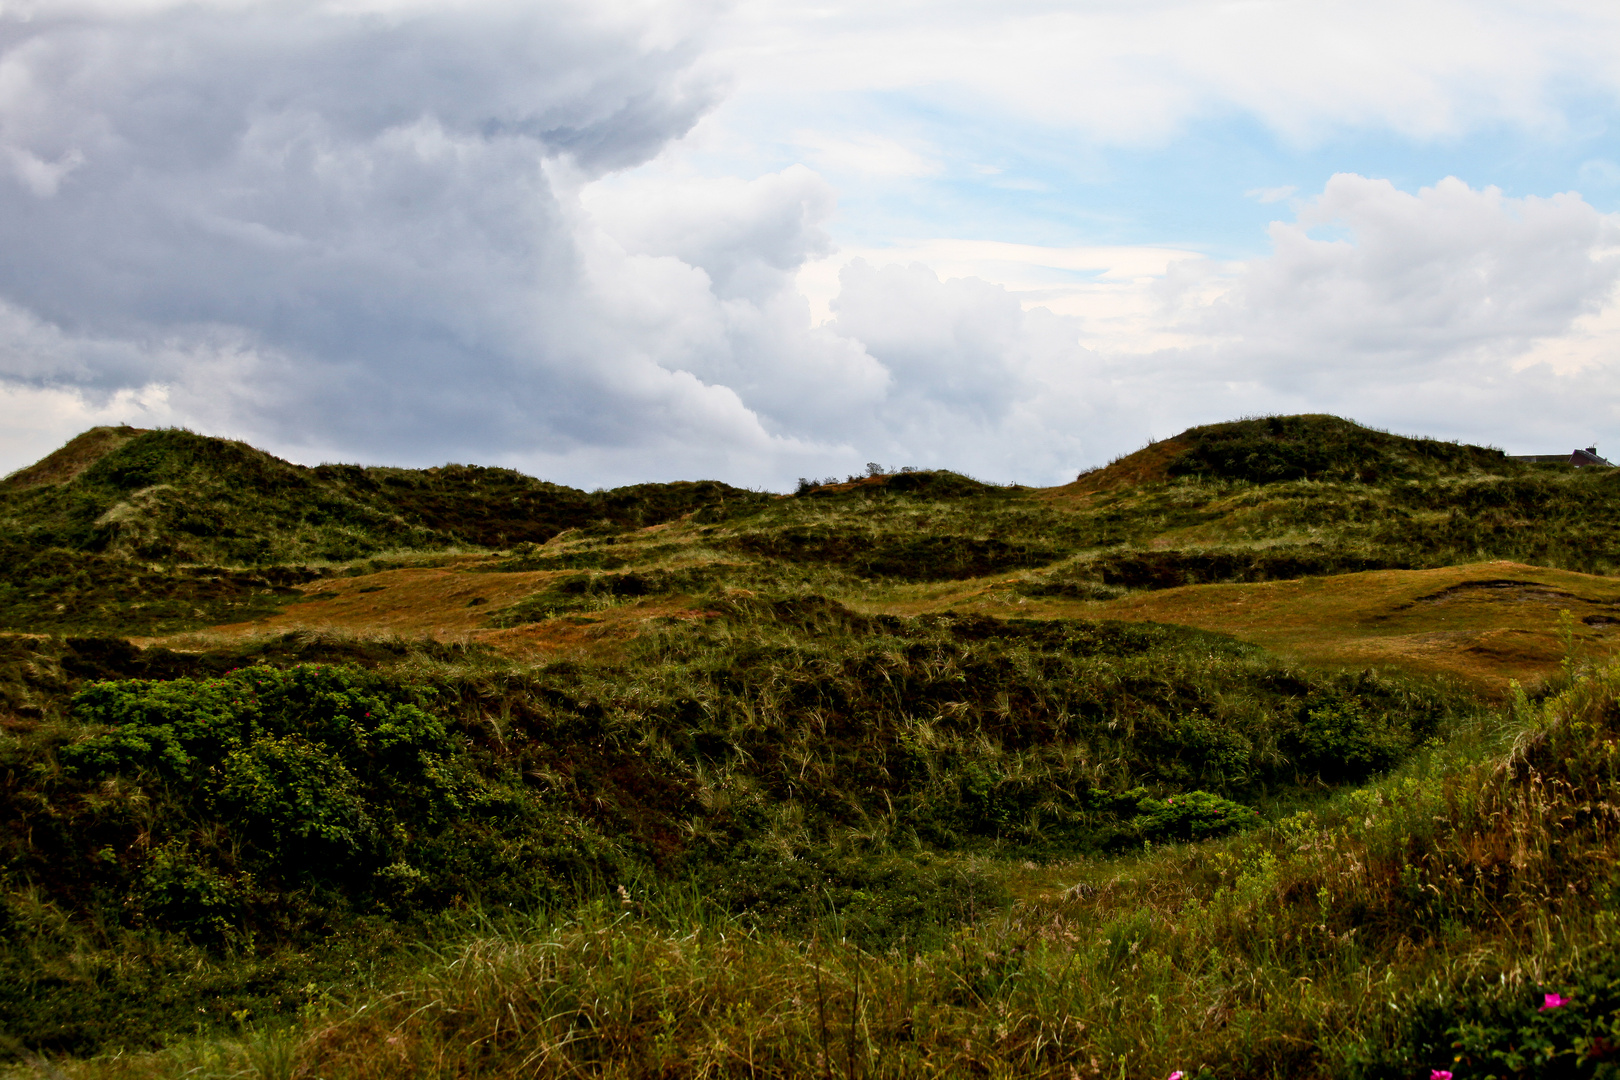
[3,415,1619,1078]
[0,427,767,634]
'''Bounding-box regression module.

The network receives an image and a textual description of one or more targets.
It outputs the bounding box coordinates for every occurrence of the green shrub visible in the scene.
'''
[139,840,250,941]
[1352,951,1620,1079]
[1290,693,1409,780]
[1121,788,1262,845]
[43,663,626,937]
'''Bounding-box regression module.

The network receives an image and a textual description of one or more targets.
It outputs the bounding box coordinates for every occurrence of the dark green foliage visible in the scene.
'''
[6,662,625,950]
[1165,414,1513,484]
[596,480,774,525]
[0,603,1468,995]
[0,632,493,724]
[0,921,405,1057]
[796,469,1005,500]
[1058,544,1409,590]
[453,599,1461,872]
[728,526,1062,580]
[694,847,1010,949]
[0,614,1469,1054]
[486,567,723,626]
[0,543,318,634]
[1289,692,1411,780]
[1116,788,1263,846]
[312,468,772,548]
[1352,949,1620,1079]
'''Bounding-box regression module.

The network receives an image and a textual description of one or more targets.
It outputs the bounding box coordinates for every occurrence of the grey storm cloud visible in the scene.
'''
[4,1,1620,488]
[0,0,741,465]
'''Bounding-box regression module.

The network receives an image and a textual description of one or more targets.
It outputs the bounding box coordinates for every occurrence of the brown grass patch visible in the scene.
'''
[859,561,1620,695]
[0,425,149,490]
[1038,437,1187,503]
[143,558,717,662]
[1088,560,1620,693]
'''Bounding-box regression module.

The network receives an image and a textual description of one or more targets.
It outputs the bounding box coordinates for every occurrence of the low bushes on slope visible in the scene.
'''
[0,602,1473,1055]
[277,656,1620,1080]
[1019,543,1410,593]
[0,544,320,634]
[726,526,1065,580]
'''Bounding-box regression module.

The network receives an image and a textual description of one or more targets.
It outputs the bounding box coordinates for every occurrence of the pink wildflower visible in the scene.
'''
[1430,1071,1452,1080]
[1167,1072,1185,1080]
[1541,992,1571,1011]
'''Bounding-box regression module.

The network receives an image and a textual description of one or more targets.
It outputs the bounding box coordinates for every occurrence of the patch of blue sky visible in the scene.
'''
[697,85,1620,263]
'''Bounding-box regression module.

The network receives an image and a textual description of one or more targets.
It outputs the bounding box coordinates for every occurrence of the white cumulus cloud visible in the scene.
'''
[7,1,1620,489]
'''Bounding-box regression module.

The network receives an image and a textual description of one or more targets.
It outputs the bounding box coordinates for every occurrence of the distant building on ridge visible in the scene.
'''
[1509,446,1613,466]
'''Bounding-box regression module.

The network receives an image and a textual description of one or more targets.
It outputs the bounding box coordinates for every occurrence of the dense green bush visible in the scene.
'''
[26,663,626,940]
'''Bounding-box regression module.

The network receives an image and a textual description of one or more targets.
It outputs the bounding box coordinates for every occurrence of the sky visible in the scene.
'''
[3,0,1620,489]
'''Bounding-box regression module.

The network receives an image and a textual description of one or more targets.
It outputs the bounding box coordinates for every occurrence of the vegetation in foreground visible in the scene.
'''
[6,646,1619,1079]
[1,413,1618,1077]
[1,601,1471,1050]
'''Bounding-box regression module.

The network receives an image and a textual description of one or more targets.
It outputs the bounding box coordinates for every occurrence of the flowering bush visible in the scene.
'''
[1441,970,1620,1078]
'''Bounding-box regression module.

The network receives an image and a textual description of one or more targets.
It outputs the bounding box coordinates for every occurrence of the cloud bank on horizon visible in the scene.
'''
[3,0,1620,488]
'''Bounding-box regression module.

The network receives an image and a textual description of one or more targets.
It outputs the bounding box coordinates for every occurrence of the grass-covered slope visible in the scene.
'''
[4,413,1620,1076]
[1070,413,1513,492]
[0,426,769,566]
[0,427,769,634]
[290,659,1620,1080]
[1041,415,1620,586]
[7,636,1618,1078]
[8,414,1620,629]
[1168,412,1512,484]
[0,602,1474,1055]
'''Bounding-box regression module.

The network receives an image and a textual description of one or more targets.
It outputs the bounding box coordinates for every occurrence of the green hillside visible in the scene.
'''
[2,415,1619,1079]
[0,426,768,563]
[0,427,767,634]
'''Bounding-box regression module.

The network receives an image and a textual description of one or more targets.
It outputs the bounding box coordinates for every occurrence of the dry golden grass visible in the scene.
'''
[1037,437,1186,503]
[861,561,1620,696]
[142,555,724,663]
[150,557,543,640]
[1088,560,1620,694]
[143,555,1620,695]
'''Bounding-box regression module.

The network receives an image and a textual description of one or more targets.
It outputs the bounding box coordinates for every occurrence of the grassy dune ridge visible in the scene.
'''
[2,414,1619,1077]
